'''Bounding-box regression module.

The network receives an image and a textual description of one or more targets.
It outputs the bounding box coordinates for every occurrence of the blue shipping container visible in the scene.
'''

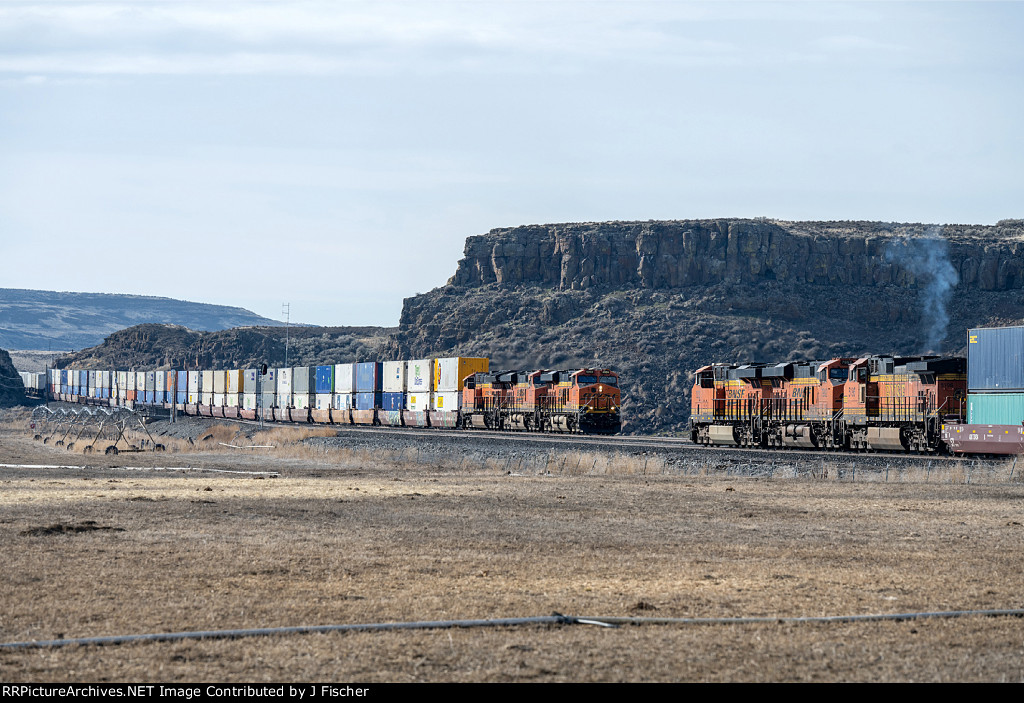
[356,362,382,393]
[79,370,88,388]
[177,391,187,404]
[382,392,405,412]
[315,365,334,394]
[315,368,335,397]
[176,371,187,392]
[356,392,382,410]
[968,326,1024,391]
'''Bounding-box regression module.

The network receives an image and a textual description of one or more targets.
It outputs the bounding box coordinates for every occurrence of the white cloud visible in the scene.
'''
[0,1,762,76]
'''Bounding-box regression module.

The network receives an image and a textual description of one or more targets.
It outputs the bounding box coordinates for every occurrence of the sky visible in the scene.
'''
[1,1,1022,327]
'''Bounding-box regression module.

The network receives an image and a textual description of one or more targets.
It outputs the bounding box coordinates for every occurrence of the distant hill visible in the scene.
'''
[0,289,284,351]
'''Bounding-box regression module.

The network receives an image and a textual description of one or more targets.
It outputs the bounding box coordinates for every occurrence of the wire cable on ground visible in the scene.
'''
[2,608,1021,651]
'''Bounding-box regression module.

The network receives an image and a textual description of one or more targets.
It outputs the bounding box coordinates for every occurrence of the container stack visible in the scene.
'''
[226,369,244,408]
[355,362,382,410]
[277,368,293,408]
[211,370,226,407]
[187,371,202,405]
[175,370,187,405]
[200,370,214,406]
[333,363,355,411]
[967,326,1024,424]
[292,366,315,410]
[432,357,489,411]
[315,365,334,411]
[382,361,406,412]
[243,368,259,412]
[145,371,156,405]
[406,359,433,411]
[155,371,166,405]
[261,368,277,413]
[115,371,127,403]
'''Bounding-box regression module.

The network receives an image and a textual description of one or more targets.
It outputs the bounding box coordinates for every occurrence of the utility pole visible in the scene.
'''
[282,302,290,368]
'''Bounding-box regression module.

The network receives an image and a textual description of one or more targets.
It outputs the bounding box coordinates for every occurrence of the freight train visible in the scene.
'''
[690,354,968,453]
[44,358,623,435]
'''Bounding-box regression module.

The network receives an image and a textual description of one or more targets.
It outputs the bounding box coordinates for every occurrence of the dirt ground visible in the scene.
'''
[1,415,1023,682]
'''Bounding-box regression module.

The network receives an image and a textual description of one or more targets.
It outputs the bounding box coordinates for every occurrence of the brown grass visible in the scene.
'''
[1,419,1023,681]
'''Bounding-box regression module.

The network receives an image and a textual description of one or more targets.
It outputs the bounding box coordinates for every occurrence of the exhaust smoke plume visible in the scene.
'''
[885,226,958,353]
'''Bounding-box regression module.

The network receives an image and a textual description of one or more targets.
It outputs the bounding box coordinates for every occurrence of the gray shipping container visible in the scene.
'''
[292,366,316,393]
[968,326,1024,391]
[244,368,259,394]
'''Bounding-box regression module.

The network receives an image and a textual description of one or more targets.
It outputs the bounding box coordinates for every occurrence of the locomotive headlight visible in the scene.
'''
[599,385,603,392]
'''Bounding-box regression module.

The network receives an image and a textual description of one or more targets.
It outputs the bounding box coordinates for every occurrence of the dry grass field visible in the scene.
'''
[1,412,1023,682]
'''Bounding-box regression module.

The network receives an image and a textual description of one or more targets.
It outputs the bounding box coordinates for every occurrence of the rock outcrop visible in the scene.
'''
[0,348,26,407]
[451,219,1024,292]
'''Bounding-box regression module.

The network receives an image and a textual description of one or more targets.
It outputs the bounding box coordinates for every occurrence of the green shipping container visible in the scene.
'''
[967,393,1024,425]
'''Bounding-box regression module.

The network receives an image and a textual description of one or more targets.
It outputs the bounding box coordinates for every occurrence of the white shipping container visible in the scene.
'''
[128,373,137,392]
[99,370,111,388]
[227,370,243,394]
[293,393,312,410]
[226,394,240,407]
[316,393,332,410]
[334,364,355,394]
[213,371,226,394]
[212,393,226,407]
[136,372,146,392]
[406,392,433,411]
[383,360,407,393]
[117,371,127,390]
[188,392,200,405]
[201,391,214,406]
[202,370,214,394]
[332,393,355,410]
[432,391,461,411]
[155,371,166,393]
[406,359,433,393]
[277,368,293,396]
[243,394,258,411]
[188,371,201,394]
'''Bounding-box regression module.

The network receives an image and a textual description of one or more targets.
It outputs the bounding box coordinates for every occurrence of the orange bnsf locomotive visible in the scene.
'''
[461,368,621,434]
[690,356,966,452]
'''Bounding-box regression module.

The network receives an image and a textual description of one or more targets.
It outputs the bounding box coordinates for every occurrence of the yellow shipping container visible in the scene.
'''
[433,357,489,392]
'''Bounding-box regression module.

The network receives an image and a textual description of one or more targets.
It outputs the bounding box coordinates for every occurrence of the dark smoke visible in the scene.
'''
[885,226,958,353]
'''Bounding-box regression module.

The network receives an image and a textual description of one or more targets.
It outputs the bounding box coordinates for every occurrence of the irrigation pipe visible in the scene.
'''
[2,608,1022,651]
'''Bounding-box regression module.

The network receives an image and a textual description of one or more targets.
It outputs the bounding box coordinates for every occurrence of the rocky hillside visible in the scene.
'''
[0,289,284,351]
[0,348,26,407]
[390,218,1024,434]
[55,324,395,371]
